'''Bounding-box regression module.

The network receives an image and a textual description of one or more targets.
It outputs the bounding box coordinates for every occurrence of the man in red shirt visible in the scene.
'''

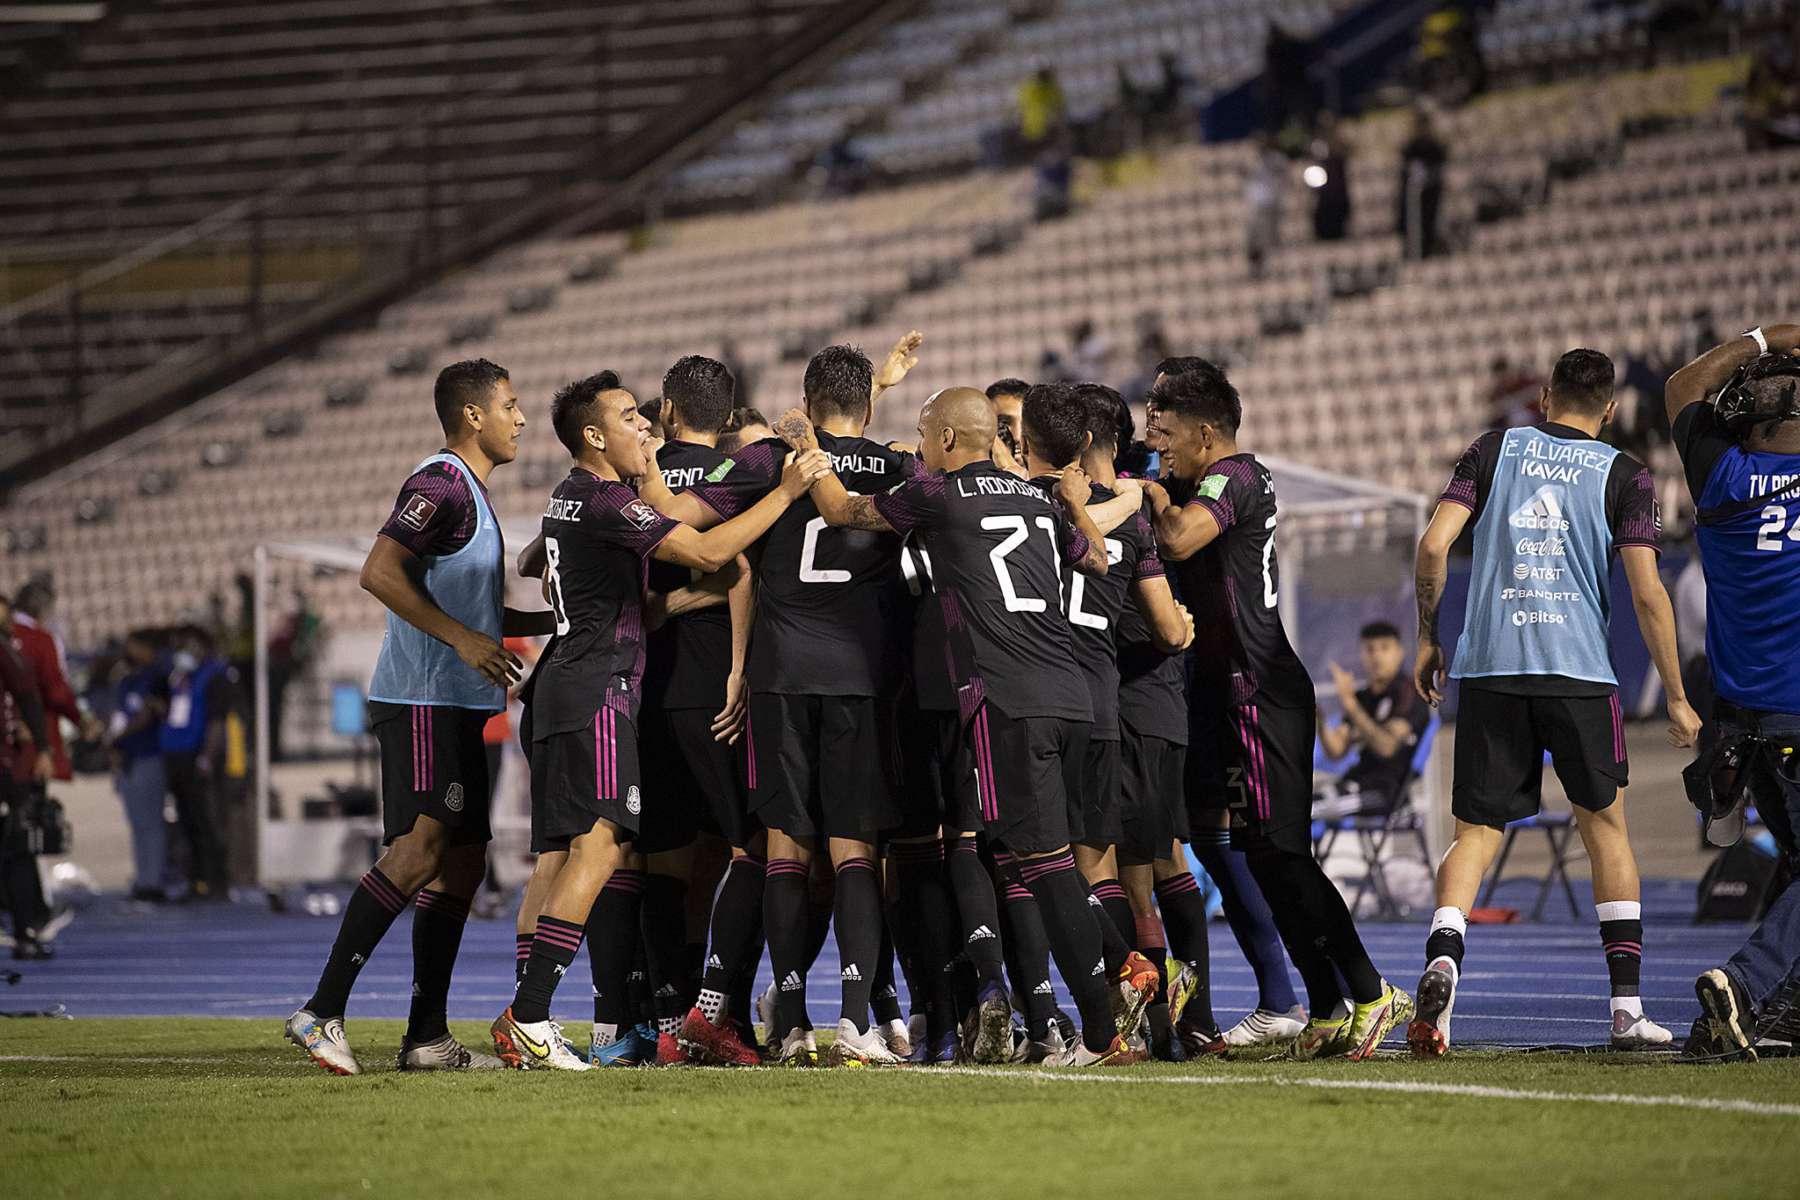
[8,580,94,783]
[1,591,56,958]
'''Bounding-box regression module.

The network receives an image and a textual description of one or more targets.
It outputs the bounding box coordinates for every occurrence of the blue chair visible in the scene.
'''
[1477,808,1581,920]
[1312,716,1440,919]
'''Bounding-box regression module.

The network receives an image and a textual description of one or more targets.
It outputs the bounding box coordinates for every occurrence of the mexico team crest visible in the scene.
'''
[626,785,641,815]
[443,782,465,813]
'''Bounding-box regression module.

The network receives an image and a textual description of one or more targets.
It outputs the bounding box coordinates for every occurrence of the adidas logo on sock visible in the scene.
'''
[706,954,723,969]
[968,925,997,942]
[1090,958,1105,977]
[1086,894,1103,908]
[411,982,421,997]
[841,964,863,982]
[552,964,567,977]
[350,953,366,966]
[1033,980,1054,995]
[779,971,805,992]
[876,984,897,1000]
[655,983,679,998]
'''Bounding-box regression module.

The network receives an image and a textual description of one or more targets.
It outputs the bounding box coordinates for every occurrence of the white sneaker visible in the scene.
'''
[490,1008,592,1071]
[1408,958,1458,1058]
[1020,1022,1066,1064]
[830,1019,903,1066]
[1611,1010,1674,1050]
[285,1009,360,1076]
[1223,1005,1307,1048]
[774,1025,819,1067]
[397,1033,505,1071]
[880,1017,913,1059]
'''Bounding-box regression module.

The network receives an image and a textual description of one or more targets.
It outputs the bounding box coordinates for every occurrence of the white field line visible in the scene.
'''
[921,1065,1800,1118]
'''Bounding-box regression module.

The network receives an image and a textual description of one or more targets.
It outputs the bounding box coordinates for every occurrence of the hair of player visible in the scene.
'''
[1146,366,1242,435]
[433,358,510,433]
[662,354,736,434]
[1021,382,1090,467]
[1359,620,1402,642]
[986,377,1031,401]
[803,344,873,420]
[1074,382,1127,452]
[1154,355,1223,382]
[1547,348,1615,414]
[551,370,623,456]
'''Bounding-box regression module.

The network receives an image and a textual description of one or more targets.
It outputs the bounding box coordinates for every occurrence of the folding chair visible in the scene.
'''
[1312,717,1440,919]
[1477,810,1581,920]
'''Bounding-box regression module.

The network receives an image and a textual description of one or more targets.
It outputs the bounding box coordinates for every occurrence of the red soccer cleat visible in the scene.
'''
[655,1030,690,1066]
[678,1006,763,1066]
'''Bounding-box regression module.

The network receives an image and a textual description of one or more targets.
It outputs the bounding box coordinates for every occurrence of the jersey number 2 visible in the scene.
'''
[983,514,1063,613]
[1068,538,1124,629]
[799,492,861,584]
[1756,505,1800,553]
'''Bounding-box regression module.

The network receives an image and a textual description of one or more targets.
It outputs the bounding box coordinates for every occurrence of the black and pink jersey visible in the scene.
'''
[642,439,737,712]
[377,453,488,557]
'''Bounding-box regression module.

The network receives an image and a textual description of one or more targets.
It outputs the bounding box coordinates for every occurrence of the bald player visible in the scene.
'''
[780,388,1153,1066]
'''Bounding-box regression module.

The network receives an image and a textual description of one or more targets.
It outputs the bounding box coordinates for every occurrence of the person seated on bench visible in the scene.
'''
[1313,622,1431,820]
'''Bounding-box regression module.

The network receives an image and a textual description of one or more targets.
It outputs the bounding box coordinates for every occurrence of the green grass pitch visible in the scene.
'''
[5,1019,1800,1198]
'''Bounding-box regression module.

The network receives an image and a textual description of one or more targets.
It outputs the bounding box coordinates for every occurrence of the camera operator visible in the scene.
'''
[1666,321,1800,1059]
[0,591,55,959]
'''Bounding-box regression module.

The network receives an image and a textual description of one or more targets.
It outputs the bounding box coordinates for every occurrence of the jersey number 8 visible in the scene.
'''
[544,536,571,636]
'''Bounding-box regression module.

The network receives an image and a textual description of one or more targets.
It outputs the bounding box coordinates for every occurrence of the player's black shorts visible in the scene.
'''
[1452,684,1628,829]
[896,702,981,838]
[1119,720,1187,861]
[370,702,493,847]
[1075,736,1123,849]
[637,707,756,852]
[1183,699,1230,829]
[1219,700,1315,855]
[967,703,1089,856]
[748,692,900,840]
[529,705,643,853]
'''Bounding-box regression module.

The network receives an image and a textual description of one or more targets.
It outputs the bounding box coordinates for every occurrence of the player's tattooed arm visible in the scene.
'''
[812,471,896,532]
[1664,322,1800,428]
[772,408,821,453]
[1085,479,1144,535]
[1057,466,1111,577]
[1412,501,1469,705]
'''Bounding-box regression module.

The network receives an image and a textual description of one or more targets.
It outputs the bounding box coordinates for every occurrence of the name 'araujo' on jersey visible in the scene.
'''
[1676,401,1800,713]
[873,460,1094,726]
[532,469,679,737]
[642,439,736,712]
[1175,454,1314,711]
[690,431,921,696]
[1440,424,1660,691]
[1028,477,1161,741]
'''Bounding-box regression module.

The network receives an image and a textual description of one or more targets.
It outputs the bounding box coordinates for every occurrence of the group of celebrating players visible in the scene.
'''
[283,327,1695,1074]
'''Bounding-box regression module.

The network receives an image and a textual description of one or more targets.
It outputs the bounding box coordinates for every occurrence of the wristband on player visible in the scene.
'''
[1745,327,1768,354]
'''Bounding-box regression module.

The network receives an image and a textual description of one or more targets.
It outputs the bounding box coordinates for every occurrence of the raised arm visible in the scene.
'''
[654,450,830,574]
[1412,501,1471,705]
[1665,323,1800,428]
[361,535,520,686]
[871,330,924,412]
[1620,545,1701,748]
[1327,662,1409,759]
[1128,573,1195,654]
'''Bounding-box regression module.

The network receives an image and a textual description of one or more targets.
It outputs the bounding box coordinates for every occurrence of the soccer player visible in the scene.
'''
[286,359,546,1075]
[1312,621,1433,820]
[803,386,1150,1065]
[1146,366,1411,1061]
[1664,322,1800,1060]
[492,372,827,1070]
[1410,348,1701,1056]
[987,378,1029,457]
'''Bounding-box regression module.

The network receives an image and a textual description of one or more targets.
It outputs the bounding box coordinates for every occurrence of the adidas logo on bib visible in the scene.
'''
[1508,485,1570,532]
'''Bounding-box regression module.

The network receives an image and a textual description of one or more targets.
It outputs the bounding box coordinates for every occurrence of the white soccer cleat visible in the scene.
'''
[397,1032,506,1071]
[285,1009,360,1076]
[1611,1010,1674,1050]
[829,1019,904,1067]
[880,1017,913,1059]
[907,1013,927,1054]
[490,1008,592,1071]
[1408,959,1458,1058]
[757,983,778,1046]
[1223,1005,1307,1048]
[773,1025,819,1067]
[1019,1021,1067,1064]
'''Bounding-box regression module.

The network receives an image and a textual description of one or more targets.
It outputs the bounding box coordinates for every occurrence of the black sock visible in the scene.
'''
[698,855,764,1023]
[833,857,882,1032]
[587,869,644,1026]
[804,894,834,972]
[1247,845,1381,1006]
[305,867,410,1020]
[1599,916,1643,998]
[998,874,1056,1040]
[1154,872,1214,1030]
[891,840,959,1039]
[947,836,1006,988]
[513,914,583,1025]
[730,938,761,1034]
[764,857,812,1034]
[407,888,470,1043]
[952,957,978,1023]
[640,873,692,1036]
[1191,828,1299,1013]
[1016,851,1117,1052]
[871,920,905,1026]
[1087,877,1135,974]
[1426,925,1466,974]
[514,932,533,985]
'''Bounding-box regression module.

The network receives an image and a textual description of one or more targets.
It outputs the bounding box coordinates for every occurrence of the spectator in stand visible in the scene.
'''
[1017,64,1066,151]
[0,591,55,959]
[109,629,171,903]
[1070,318,1112,383]
[1309,116,1352,241]
[1313,622,1434,819]
[1245,135,1287,278]
[1746,29,1800,151]
[160,625,240,900]
[1483,356,1542,430]
[267,589,323,763]
[1397,107,1447,260]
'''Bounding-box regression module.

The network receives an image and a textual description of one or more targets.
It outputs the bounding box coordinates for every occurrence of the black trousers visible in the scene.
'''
[0,776,49,937]
[164,752,226,892]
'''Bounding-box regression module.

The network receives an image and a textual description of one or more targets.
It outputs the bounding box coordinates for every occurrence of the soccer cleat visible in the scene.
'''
[1407,959,1458,1059]
[655,1031,689,1066]
[880,1017,913,1059]
[773,1026,819,1067]
[829,1019,904,1067]
[756,983,778,1046]
[1223,1005,1308,1049]
[284,1009,360,1076]
[1113,951,1160,1041]
[1693,969,1757,1062]
[396,1033,504,1071]
[1020,1022,1067,1064]
[678,1006,762,1066]
[588,1023,656,1067]
[490,1008,592,1071]
[1164,959,1199,1027]
[1175,1015,1227,1058]
[1611,1011,1674,1051]
[907,1013,927,1055]
[1060,1033,1148,1067]
[969,981,1014,1064]
[1150,1021,1189,1063]
[1343,980,1413,1061]
[1289,1003,1353,1060]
